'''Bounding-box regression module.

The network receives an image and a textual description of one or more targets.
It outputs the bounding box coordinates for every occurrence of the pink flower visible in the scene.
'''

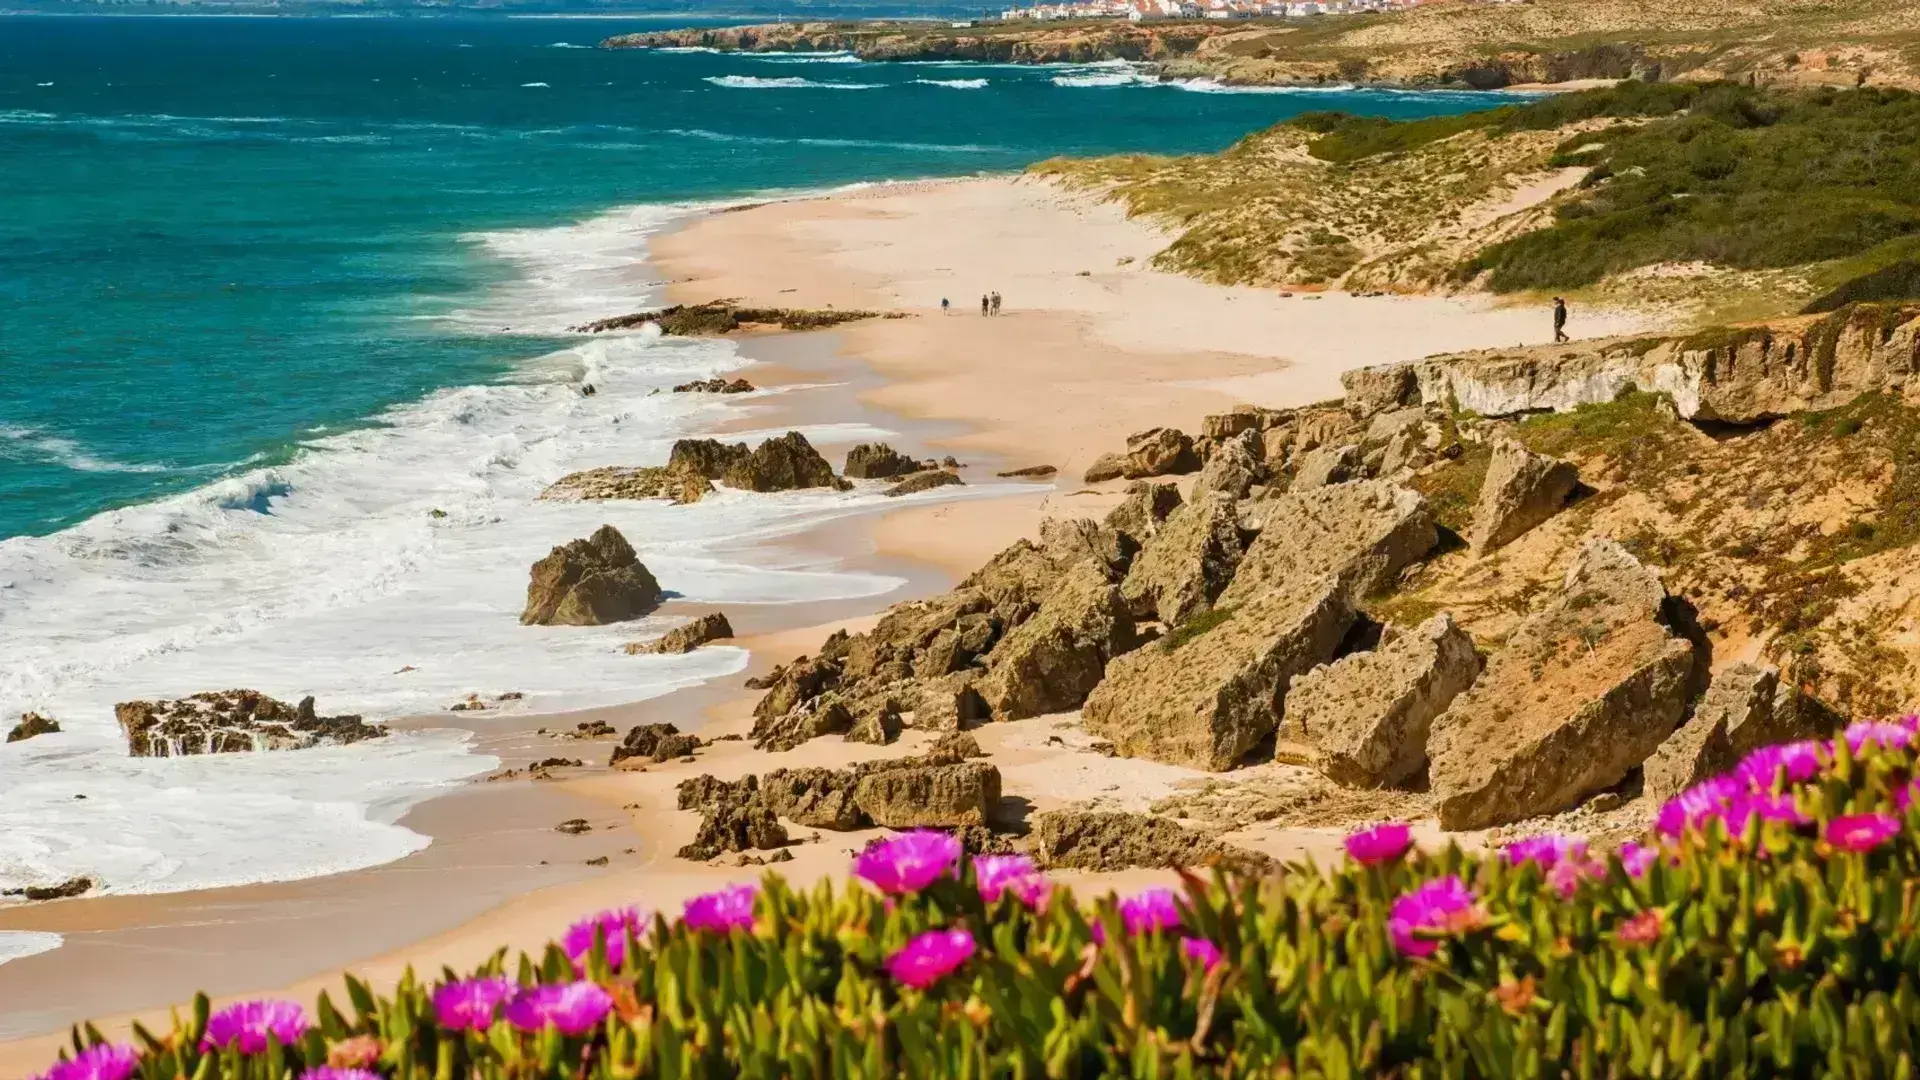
[1844,721,1913,754]
[202,1000,310,1053]
[431,976,514,1032]
[683,883,758,933]
[1617,841,1657,878]
[1387,876,1478,958]
[503,982,613,1036]
[33,1044,138,1080]
[1656,776,1743,838]
[1503,834,1584,870]
[1826,812,1902,853]
[1614,909,1663,947]
[1180,937,1224,971]
[1119,888,1183,935]
[885,927,976,989]
[1344,823,1413,866]
[853,831,962,894]
[1722,792,1806,835]
[973,854,1049,908]
[1734,741,1824,791]
[300,1070,379,1080]
[1546,854,1605,899]
[561,907,647,970]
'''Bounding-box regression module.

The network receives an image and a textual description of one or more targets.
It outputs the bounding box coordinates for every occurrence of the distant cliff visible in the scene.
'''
[601,21,1229,66]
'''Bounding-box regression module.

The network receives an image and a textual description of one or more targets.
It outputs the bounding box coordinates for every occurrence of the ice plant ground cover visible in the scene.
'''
[37,721,1920,1077]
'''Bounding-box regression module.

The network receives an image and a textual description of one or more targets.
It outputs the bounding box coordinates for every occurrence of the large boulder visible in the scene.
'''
[757,767,866,830]
[1467,439,1580,554]
[521,525,663,626]
[116,691,383,757]
[539,464,712,506]
[844,442,919,479]
[753,695,852,752]
[883,470,963,497]
[1426,540,1700,830]
[722,431,851,492]
[977,560,1137,720]
[1119,491,1245,626]
[1192,430,1262,502]
[669,438,752,479]
[609,722,703,766]
[1640,664,1836,804]
[961,540,1060,627]
[678,799,787,861]
[852,760,1001,829]
[750,654,842,725]
[1290,443,1363,490]
[1086,483,1436,771]
[1285,614,1482,788]
[627,612,733,655]
[1039,516,1136,580]
[1103,481,1182,547]
[1026,809,1270,872]
[1122,427,1200,479]
[907,671,990,732]
[1083,452,1129,483]
[843,698,903,745]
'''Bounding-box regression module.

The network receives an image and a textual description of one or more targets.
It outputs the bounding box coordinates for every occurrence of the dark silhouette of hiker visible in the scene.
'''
[981,294,989,316]
[941,297,950,315]
[991,291,1002,316]
[1553,297,1569,343]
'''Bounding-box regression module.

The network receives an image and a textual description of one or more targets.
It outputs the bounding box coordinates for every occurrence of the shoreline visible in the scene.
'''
[0,171,1665,1077]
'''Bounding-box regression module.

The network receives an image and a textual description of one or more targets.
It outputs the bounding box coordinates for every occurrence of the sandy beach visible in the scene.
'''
[0,174,1659,1077]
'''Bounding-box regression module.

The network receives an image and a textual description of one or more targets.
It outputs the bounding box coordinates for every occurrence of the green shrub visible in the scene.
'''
[36,722,1920,1078]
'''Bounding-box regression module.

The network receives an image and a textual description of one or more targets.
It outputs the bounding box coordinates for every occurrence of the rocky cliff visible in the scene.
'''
[603,21,1226,66]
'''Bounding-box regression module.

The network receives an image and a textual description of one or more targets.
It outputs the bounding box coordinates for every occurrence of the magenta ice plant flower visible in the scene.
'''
[432,976,515,1032]
[201,1000,311,1053]
[1827,812,1902,853]
[504,981,613,1036]
[1181,937,1224,972]
[1843,720,1914,754]
[683,883,758,933]
[853,831,962,894]
[1722,792,1807,835]
[1546,854,1605,899]
[1503,834,1584,870]
[300,1070,380,1080]
[1119,887,1183,935]
[973,854,1048,908]
[1617,840,1658,878]
[1656,776,1744,838]
[885,927,976,989]
[1345,822,1413,866]
[561,906,647,970]
[1387,876,1479,958]
[33,1044,138,1080]
[1734,741,1824,791]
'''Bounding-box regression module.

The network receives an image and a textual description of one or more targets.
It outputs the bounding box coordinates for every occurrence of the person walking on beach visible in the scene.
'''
[991,291,1002,316]
[941,297,950,315]
[981,294,990,317]
[1552,297,1569,343]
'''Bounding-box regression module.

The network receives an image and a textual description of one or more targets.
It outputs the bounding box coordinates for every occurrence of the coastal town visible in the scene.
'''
[997,0,1426,21]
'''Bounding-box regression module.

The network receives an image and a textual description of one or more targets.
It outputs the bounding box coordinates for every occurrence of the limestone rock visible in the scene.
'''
[521,525,663,626]
[844,442,920,479]
[996,464,1057,478]
[539,464,712,505]
[1103,481,1182,547]
[923,731,985,764]
[1641,664,1837,804]
[909,671,990,732]
[1026,809,1270,872]
[1087,483,1436,771]
[750,655,842,724]
[1192,430,1262,502]
[1340,364,1419,419]
[852,761,1000,829]
[1039,516,1136,579]
[6,712,59,743]
[758,767,866,830]
[1122,427,1200,479]
[753,695,853,752]
[678,801,787,861]
[1291,443,1362,490]
[1426,540,1700,830]
[883,470,963,497]
[1468,439,1580,554]
[1083,452,1129,483]
[962,539,1059,626]
[669,437,752,479]
[609,722,703,766]
[626,612,733,655]
[1119,490,1245,626]
[844,698,903,745]
[978,560,1137,721]
[672,377,754,394]
[116,691,384,757]
[722,431,851,492]
[1286,614,1482,788]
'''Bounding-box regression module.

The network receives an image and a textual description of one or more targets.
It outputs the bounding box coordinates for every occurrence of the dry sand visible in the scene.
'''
[0,173,1660,1077]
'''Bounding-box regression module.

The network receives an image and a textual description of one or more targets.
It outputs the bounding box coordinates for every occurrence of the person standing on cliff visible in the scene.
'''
[1552,297,1569,343]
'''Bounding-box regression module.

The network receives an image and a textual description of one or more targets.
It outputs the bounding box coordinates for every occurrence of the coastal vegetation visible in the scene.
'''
[1039,82,1920,318]
[39,726,1920,1077]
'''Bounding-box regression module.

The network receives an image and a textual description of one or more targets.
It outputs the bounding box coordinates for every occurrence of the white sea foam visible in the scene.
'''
[914,78,989,90]
[751,52,864,65]
[703,76,880,91]
[0,195,1001,902]
[521,82,551,88]
[0,932,61,969]
[0,425,169,475]
[1050,61,1157,89]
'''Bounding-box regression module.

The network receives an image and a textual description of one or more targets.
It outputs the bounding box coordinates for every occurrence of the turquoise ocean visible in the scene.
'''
[0,13,1516,937]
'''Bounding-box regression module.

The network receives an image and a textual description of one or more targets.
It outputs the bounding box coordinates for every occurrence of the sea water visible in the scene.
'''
[0,15,1521,922]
